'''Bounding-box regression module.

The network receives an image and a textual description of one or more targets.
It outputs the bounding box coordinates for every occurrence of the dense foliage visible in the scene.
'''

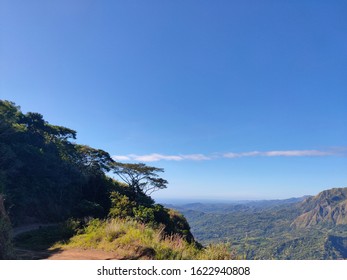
[0,100,197,259]
[0,100,115,224]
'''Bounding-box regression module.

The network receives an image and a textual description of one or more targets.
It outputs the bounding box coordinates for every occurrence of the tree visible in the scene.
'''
[111,162,168,202]
[74,145,114,173]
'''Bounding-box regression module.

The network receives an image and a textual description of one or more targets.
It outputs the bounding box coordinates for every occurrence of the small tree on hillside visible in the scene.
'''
[111,162,168,204]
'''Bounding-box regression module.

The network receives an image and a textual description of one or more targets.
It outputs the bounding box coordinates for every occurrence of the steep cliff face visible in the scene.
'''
[291,188,347,228]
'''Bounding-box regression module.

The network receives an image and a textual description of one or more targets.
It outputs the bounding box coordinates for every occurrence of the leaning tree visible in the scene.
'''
[111,162,168,204]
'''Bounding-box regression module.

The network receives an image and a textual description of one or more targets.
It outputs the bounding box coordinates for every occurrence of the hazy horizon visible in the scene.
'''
[155,190,315,204]
[156,196,303,205]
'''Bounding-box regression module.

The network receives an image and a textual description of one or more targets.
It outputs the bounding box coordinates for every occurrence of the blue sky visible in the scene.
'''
[1,0,346,201]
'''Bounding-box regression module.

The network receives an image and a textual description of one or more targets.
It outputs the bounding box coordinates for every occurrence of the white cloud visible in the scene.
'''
[262,150,332,157]
[112,155,131,161]
[222,152,239,158]
[133,154,183,162]
[224,151,260,158]
[112,149,338,162]
[112,153,211,162]
[224,150,333,158]
[181,154,211,161]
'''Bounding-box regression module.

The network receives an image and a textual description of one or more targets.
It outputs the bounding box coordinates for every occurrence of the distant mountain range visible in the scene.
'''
[165,196,309,214]
[168,187,347,260]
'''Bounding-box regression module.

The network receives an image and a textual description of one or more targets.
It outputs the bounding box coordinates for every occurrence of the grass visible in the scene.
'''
[13,218,236,260]
[58,218,235,260]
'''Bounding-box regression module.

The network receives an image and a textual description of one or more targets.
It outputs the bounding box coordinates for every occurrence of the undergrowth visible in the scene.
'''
[59,218,235,260]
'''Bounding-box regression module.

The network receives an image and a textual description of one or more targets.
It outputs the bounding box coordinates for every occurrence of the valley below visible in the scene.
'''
[168,187,347,259]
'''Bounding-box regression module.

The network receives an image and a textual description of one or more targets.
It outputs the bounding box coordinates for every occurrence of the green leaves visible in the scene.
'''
[111,162,168,196]
[75,145,114,173]
[108,192,136,219]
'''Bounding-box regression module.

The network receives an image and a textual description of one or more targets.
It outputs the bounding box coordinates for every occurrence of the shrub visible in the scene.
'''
[198,243,234,260]
[108,192,136,219]
[133,205,156,224]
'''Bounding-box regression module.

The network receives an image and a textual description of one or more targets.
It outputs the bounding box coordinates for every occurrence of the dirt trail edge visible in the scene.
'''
[45,248,121,260]
[12,223,58,238]
[12,224,122,260]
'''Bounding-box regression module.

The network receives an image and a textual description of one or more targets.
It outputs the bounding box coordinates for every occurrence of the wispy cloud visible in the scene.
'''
[223,150,333,158]
[113,153,211,162]
[112,149,341,162]
[112,155,132,161]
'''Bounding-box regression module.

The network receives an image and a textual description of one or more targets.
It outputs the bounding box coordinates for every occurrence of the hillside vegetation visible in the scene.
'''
[0,100,232,259]
[56,218,232,260]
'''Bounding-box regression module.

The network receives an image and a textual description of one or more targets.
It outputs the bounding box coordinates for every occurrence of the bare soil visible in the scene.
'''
[14,247,122,260]
[46,248,121,260]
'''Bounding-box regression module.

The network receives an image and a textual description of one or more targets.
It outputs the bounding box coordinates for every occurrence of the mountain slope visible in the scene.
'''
[292,188,347,228]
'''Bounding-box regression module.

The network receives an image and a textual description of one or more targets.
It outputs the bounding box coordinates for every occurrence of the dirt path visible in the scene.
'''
[12,223,58,238]
[13,223,122,260]
[15,247,122,260]
[45,248,121,260]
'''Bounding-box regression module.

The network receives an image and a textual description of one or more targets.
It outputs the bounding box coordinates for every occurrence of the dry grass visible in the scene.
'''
[59,218,234,260]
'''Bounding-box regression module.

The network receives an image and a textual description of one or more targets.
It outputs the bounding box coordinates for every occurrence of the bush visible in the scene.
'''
[109,192,136,219]
[133,205,156,224]
[198,243,234,260]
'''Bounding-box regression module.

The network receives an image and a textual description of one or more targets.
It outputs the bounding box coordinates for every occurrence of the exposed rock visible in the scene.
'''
[291,188,347,228]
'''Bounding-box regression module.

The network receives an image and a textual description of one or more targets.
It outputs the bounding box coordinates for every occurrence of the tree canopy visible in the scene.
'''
[112,162,168,197]
[0,100,113,223]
